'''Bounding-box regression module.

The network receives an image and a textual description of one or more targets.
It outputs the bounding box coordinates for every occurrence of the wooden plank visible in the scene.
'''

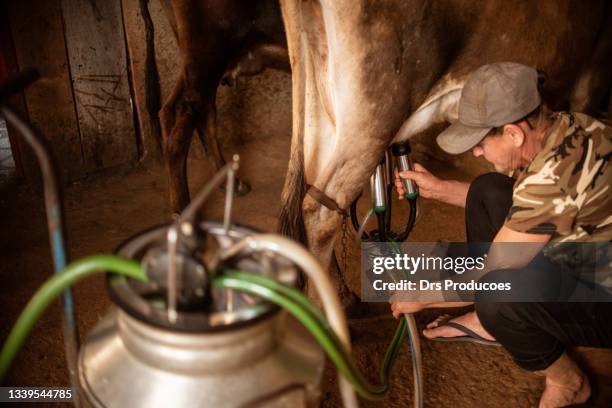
[61,0,138,172]
[0,3,27,179]
[7,0,84,182]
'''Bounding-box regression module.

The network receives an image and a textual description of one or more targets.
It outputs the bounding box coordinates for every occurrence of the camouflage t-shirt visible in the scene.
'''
[505,112,612,243]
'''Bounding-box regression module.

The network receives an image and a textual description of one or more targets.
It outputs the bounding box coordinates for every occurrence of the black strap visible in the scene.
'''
[306,184,348,217]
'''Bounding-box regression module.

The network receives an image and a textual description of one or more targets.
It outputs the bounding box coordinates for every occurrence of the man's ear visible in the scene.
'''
[503,124,525,147]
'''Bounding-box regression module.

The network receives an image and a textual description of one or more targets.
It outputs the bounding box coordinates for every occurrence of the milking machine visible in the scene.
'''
[351,142,418,243]
[0,72,425,408]
[350,141,424,408]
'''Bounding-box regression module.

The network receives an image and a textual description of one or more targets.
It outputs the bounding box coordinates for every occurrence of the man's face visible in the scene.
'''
[471,129,523,172]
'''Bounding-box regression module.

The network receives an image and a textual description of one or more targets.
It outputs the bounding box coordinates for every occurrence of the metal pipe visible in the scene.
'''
[166,226,179,322]
[179,159,240,226]
[391,142,418,200]
[223,155,239,235]
[0,106,80,406]
[169,157,240,319]
[370,161,387,213]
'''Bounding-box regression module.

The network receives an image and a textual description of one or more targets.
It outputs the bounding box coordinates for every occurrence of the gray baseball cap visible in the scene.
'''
[437,62,541,154]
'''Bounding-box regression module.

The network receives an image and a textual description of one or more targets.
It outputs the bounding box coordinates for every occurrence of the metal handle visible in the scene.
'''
[370,160,387,213]
[391,142,418,200]
[396,155,418,199]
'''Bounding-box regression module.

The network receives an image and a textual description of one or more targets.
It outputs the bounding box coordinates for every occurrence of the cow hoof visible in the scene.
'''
[235,179,251,196]
[219,179,251,196]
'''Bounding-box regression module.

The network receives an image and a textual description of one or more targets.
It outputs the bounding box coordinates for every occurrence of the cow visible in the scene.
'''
[277,0,612,307]
[158,0,289,212]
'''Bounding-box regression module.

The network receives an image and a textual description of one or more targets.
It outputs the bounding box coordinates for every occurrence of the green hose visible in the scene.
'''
[215,270,407,400]
[224,270,408,387]
[223,270,327,323]
[1,257,406,402]
[0,255,147,382]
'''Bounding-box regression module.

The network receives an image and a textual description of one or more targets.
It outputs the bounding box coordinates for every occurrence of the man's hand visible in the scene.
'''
[390,301,429,318]
[395,163,470,208]
[395,163,442,200]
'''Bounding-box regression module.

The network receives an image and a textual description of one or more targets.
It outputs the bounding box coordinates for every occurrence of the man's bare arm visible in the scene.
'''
[437,179,470,207]
[486,225,551,268]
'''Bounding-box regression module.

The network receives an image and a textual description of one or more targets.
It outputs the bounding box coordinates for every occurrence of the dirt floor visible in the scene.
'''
[1,129,610,407]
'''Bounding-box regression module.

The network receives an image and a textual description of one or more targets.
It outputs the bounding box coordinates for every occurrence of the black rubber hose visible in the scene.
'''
[396,198,417,242]
[376,212,387,241]
[350,196,370,240]
[385,184,393,232]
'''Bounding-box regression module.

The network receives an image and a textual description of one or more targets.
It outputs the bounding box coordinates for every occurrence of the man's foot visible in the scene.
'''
[423,311,496,341]
[538,353,591,408]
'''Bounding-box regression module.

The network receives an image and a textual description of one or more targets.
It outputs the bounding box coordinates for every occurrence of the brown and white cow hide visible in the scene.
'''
[277,0,612,306]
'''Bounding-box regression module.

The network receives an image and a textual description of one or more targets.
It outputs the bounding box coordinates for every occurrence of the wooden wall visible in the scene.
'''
[7,0,84,182]
[6,0,137,183]
[62,0,138,172]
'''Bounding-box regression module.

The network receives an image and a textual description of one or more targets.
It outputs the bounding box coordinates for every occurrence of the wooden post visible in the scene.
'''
[0,3,27,180]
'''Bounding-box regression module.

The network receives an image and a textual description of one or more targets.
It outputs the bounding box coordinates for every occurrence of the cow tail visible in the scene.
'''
[278,132,307,246]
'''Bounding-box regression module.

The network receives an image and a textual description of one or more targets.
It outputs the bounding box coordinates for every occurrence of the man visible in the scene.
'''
[392,62,612,407]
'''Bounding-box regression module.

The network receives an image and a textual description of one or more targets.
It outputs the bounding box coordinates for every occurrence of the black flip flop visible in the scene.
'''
[427,317,501,347]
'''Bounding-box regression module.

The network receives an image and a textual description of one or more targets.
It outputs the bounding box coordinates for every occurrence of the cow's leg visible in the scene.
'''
[301,140,389,310]
[301,195,358,308]
[301,199,362,310]
[195,97,251,196]
[164,105,194,213]
[160,73,184,149]
[160,74,195,213]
